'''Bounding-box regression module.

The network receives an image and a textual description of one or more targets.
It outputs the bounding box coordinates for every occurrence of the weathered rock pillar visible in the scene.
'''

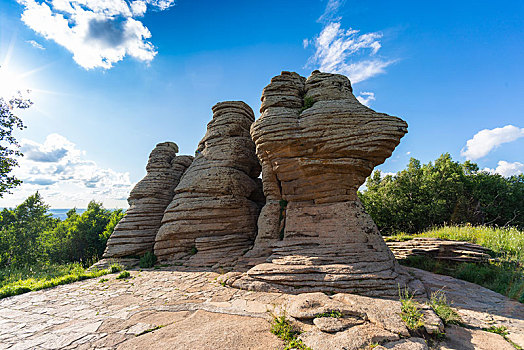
[225,71,422,297]
[103,142,193,259]
[154,101,264,267]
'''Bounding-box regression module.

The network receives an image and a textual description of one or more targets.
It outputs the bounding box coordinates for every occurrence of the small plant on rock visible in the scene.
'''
[109,263,123,273]
[399,288,424,330]
[139,251,157,268]
[300,96,315,113]
[189,246,198,255]
[429,290,462,325]
[116,271,131,279]
[270,313,312,350]
[315,310,342,318]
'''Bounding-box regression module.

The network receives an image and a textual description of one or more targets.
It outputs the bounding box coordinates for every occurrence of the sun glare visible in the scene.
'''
[0,65,30,99]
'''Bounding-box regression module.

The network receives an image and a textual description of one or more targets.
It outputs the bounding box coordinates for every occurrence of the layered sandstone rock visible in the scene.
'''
[103,142,193,258]
[226,71,421,297]
[387,237,492,263]
[154,101,264,267]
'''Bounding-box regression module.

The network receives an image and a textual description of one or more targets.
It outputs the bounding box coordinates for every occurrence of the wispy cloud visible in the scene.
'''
[26,39,45,50]
[0,133,133,207]
[461,125,524,160]
[356,91,375,106]
[305,3,394,84]
[484,160,524,177]
[16,0,176,69]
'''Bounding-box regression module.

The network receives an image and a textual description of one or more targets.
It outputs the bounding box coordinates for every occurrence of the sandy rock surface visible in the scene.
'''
[0,267,522,350]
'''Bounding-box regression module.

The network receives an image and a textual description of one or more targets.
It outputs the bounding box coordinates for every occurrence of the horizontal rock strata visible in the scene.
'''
[386,237,493,263]
[154,101,264,267]
[103,142,193,258]
[226,71,421,297]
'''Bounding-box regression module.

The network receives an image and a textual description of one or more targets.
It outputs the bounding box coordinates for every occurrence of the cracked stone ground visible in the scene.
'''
[0,267,523,350]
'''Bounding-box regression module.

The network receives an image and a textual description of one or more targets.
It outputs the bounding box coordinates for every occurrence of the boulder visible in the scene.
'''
[227,71,420,297]
[103,142,193,259]
[154,101,264,267]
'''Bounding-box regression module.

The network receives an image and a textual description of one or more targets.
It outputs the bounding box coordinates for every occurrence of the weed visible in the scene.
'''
[98,278,109,283]
[116,271,131,279]
[315,310,342,318]
[299,96,315,113]
[399,288,424,330]
[429,290,462,325]
[189,246,198,255]
[109,263,123,273]
[139,252,157,268]
[485,325,508,337]
[136,325,164,336]
[270,314,312,350]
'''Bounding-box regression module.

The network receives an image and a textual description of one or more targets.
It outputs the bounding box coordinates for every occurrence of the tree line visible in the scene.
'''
[0,192,124,268]
[359,153,524,234]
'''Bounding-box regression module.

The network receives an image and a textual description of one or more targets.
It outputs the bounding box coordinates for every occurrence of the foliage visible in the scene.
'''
[189,245,198,255]
[116,270,130,279]
[109,262,123,273]
[139,251,157,268]
[270,314,312,350]
[0,95,30,196]
[399,288,424,330]
[315,310,342,318]
[485,325,508,336]
[0,192,57,267]
[0,263,112,299]
[429,290,462,325]
[359,154,524,234]
[300,96,315,113]
[0,193,124,269]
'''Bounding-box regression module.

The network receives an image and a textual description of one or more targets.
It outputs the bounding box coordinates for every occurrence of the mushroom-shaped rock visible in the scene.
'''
[103,142,193,259]
[154,101,264,267]
[227,71,422,297]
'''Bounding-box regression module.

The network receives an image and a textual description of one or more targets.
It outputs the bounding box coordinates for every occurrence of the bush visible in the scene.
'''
[116,271,130,279]
[139,252,157,268]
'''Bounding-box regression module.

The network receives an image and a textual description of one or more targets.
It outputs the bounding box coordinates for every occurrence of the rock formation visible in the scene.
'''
[224,71,422,297]
[154,101,264,267]
[103,142,193,259]
[386,237,493,263]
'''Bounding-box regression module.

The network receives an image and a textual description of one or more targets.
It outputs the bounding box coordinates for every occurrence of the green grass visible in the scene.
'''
[315,310,342,318]
[399,288,424,330]
[270,314,312,350]
[116,271,131,279]
[0,262,123,299]
[429,290,462,325]
[299,96,315,113]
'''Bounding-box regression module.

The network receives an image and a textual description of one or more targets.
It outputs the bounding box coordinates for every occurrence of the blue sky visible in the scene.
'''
[0,0,523,208]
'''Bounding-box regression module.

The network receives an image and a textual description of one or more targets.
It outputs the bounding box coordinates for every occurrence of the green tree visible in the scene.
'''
[0,95,30,196]
[0,192,57,267]
[359,154,524,234]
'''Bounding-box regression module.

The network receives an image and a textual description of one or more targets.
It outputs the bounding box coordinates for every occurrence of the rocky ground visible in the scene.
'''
[0,266,522,350]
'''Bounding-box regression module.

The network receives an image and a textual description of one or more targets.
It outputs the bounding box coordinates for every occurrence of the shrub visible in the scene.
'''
[109,263,123,273]
[270,314,312,350]
[116,271,130,279]
[139,252,157,268]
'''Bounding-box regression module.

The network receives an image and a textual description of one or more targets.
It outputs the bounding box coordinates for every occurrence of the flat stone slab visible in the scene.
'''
[0,267,522,349]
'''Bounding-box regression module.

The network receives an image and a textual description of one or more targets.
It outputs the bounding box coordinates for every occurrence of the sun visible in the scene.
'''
[0,65,30,99]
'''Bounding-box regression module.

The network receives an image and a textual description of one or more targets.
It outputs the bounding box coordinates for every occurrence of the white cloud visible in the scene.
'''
[16,0,176,69]
[306,13,394,84]
[356,91,375,106]
[318,0,344,23]
[26,39,45,50]
[0,133,133,208]
[484,161,524,177]
[461,125,524,160]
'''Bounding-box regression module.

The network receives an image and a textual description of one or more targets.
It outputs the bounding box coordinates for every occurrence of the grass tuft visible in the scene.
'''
[429,290,462,325]
[399,288,424,330]
[315,310,342,318]
[116,271,131,279]
[139,252,157,268]
[270,314,312,350]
